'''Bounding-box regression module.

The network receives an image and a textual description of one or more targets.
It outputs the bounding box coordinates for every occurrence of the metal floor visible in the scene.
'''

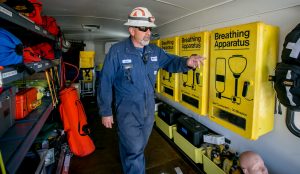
[69,97,199,174]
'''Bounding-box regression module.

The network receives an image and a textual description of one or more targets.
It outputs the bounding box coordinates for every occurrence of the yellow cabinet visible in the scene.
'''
[178,31,210,115]
[159,37,180,101]
[209,22,279,140]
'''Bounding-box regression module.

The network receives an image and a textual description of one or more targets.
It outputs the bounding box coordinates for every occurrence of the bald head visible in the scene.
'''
[239,151,268,174]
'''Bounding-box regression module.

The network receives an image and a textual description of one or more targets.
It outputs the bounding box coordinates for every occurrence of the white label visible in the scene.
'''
[2,70,17,79]
[37,64,42,69]
[19,13,34,23]
[35,25,40,31]
[151,56,158,61]
[0,6,12,17]
[43,30,48,34]
[286,38,300,58]
[122,59,132,63]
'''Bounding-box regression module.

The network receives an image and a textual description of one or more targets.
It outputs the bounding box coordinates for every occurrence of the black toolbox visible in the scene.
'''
[158,103,181,125]
[177,115,208,147]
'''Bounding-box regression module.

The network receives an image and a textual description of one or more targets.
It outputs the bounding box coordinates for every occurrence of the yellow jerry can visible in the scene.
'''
[159,37,180,101]
[209,22,279,140]
[178,31,210,116]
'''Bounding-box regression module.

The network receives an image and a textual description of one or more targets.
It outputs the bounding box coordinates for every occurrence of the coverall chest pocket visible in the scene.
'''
[122,63,134,84]
[147,61,159,86]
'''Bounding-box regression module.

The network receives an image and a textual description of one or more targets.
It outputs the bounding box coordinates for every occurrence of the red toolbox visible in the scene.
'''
[15,87,38,120]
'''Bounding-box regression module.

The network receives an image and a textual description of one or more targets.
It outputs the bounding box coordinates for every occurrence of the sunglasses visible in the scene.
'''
[135,26,152,32]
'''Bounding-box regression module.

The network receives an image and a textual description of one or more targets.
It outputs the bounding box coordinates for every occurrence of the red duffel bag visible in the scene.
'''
[41,16,60,36]
[23,47,41,63]
[31,42,55,60]
[23,0,43,25]
[59,87,95,157]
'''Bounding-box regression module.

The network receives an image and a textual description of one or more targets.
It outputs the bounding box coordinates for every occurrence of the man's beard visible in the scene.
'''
[140,36,150,46]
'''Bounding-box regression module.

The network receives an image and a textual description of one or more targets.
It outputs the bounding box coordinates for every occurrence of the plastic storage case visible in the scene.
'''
[157,103,181,125]
[176,115,208,147]
[15,87,38,120]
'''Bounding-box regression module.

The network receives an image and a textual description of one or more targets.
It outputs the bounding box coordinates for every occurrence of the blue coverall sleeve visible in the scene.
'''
[97,47,117,117]
[157,47,190,73]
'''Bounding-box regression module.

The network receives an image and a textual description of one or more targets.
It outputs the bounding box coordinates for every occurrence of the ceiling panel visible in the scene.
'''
[39,0,233,41]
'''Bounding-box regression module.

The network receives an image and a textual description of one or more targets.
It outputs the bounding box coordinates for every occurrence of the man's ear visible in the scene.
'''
[128,27,135,36]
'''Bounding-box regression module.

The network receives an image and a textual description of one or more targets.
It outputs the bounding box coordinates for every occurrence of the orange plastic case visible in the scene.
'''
[15,87,38,120]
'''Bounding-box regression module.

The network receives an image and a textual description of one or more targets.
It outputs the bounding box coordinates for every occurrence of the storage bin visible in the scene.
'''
[203,155,226,174]
[173,130,204,163]
[155,113,176,139]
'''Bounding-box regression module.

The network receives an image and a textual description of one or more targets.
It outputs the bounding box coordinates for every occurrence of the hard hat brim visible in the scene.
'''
[124,19,156,27]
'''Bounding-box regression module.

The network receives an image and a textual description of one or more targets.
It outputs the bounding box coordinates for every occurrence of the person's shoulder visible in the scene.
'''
[148,43,161,52]
[110,40,125,49]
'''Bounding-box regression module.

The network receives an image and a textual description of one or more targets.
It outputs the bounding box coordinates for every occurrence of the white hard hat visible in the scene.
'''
[124,7,156,27]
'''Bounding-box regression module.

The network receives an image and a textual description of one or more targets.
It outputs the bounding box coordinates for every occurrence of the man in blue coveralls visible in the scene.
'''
[98,7,205,174]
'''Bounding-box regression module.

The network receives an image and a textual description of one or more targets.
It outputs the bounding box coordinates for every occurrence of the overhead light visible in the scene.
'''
[81,24,100,32]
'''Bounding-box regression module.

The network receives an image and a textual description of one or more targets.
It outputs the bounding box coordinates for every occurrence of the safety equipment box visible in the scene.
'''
[0,87,16,137]
[15,87,38,120]
[178,31,210,115]
[157,103,181,125]
[79,51,95,68]
[176,115,208,148]
[159,37,180,101]
[150,39,161,93]
[209,22,279,140]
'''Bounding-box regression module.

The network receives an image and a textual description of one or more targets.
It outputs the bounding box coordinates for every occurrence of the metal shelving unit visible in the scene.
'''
[0,97,53,174]
[0,59,60,87]
[0,4,55,40]
[0,3,59,174]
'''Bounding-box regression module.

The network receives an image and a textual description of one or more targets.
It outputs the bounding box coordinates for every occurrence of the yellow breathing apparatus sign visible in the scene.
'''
[159,37,180,101]
[179,31,210,115]
[209,22,279,140]
[150,39,161,93]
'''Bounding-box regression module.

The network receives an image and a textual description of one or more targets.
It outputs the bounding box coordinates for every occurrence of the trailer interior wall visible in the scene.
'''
[94,41,105,66]
[156,0,300,174]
